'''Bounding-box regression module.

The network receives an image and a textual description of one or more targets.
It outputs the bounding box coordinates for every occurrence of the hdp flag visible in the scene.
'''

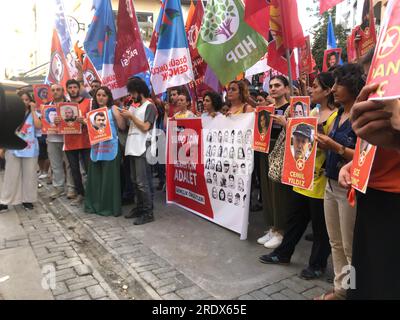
[84,0,126,99]
[366,0,400,100]
[320,0,344,15]
[197,0,268,85]
[150,0,194,95]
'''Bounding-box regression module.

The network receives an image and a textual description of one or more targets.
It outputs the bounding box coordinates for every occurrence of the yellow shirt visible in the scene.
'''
[293,109,338,199]
[173,110,195,119]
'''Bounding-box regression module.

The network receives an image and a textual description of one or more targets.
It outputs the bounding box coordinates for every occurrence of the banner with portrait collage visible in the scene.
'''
[166,113,255,240]
[281,117,318,190]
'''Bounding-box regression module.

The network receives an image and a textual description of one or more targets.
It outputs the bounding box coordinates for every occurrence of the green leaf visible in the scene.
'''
[215,16,221,24]
[211,23,218,29]
[204,29,210,37]
[230,12,235,17]
[221,5,226,11]
[227,5,234,12]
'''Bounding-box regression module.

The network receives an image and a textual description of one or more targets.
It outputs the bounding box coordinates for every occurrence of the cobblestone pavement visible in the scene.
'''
[0,177,334,300]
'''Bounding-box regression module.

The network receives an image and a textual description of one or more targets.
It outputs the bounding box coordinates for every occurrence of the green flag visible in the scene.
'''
[197,0,268,85]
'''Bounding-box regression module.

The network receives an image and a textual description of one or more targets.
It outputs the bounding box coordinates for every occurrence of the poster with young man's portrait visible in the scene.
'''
[253,106,275,153]
[41,105,59,134]
[282,118,318,190]
[86,107,112,145]
[323,48,342,72]
[350,137,377,193]
[289,96,311,118]
[58,102,81,134]
[33,84,53,109]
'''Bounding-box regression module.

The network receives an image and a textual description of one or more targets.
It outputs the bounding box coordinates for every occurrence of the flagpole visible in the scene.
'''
[286,48,294,96]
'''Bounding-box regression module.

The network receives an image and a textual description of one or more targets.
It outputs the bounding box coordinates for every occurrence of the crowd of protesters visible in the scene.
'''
[0,48,400,299]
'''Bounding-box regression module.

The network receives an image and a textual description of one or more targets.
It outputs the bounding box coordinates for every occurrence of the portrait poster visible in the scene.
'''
[289,96,311,118]
[86,107,112,145]
[322,48,342,72]
[41,104,59,134]
[58,102,81,134]
[33,84,53,109]
[298,35,313,74]
[253,106,275,153]
[350,138,377,193]
[282,117,318,190]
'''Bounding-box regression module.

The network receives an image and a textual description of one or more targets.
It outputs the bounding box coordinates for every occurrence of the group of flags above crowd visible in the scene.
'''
[46,0,400,101]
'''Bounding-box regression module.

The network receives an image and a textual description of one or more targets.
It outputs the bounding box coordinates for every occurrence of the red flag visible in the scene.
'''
[47,29,70,89]
[113,0,148,87]
[347,28,358,62]
[267,41,297,77]
[244,0,270,40]
[185,0,195,32]
[276,0,305,49]
[186,0,208,98]
[82,55,102,91]
[298,36,313,74]
[320,0,344,15]
[366,0,400,100]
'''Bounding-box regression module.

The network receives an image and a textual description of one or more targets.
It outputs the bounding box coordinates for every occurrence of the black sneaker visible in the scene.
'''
[0,204,8,213]
[124,207,142,219]
[300,267,325,280]
[259,253,290,265]
[22,202,34,210]
[133,214,154,225]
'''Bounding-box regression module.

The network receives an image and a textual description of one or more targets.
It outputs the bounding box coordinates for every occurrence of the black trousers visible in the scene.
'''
[273,191,331,270]
[66,149,90,196]
[347,188,400,300]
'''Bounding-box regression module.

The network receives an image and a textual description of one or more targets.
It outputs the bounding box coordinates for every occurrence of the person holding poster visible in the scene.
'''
[120,78,157,225]
[64,79,92,207]
[338,36,400,299]
[313,64,365,300]
[0,91,42,212]
[257,76,292,249]
[84,86,125,217]
[260,72,337,281]
[46,84,76,200]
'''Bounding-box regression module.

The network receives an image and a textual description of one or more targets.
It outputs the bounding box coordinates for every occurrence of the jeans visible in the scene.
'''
[129,154,153,215]
[66,149,90,196]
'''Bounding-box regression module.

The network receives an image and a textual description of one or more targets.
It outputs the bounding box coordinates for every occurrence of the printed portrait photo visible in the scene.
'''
[90,111,107,132]
[257,110,271,141]
[291,123,315,165]
[60,104,78,123]
[45,107,57,126]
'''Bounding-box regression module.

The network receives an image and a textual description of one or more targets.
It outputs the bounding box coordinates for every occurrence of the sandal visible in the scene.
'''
[314,291,344,300]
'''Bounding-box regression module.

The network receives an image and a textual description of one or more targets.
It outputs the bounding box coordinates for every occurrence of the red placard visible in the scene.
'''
[86,107,113,145]
[298,36,313,74]
[323,48,342,72]
[281,117,318,190]
[350,138,377,193]
[253,106,275,153]
[366,1,400,100]
[41,104,59,134]
[33,84,53,108]
[289,96,311,118]
[58,102,81,134]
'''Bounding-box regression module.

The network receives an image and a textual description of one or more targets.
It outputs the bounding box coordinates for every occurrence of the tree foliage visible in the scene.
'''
[308,1,349,71]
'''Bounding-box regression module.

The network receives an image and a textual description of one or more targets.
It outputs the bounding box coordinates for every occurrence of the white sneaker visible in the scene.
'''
[264,233,283,249]
[38,173,48,179]
[257,230,274,245]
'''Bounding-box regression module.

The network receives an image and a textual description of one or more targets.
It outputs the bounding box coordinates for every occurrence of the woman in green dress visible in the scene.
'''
[84,86,126,216]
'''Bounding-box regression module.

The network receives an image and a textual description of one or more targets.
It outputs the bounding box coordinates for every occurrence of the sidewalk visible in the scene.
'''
[0,171,333,300]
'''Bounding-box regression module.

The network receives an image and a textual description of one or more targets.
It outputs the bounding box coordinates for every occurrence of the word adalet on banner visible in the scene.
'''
[166,114,255,240]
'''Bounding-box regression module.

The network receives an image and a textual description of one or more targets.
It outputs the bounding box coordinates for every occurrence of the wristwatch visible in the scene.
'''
[337,145,346,156]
